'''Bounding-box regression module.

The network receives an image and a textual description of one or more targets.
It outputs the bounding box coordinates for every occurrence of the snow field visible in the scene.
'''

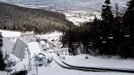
[1,29,134,75]
[0,30,21,38]
[62,54,134,70]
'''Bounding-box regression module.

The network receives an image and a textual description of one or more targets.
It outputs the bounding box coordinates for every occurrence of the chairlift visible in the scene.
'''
[89,44,93,47]
[124,34,130,38]
[108,36,114,39]
[124,26,130,38]
[102,40,107,44]
[100,36,103,40]
[88,42,93,47]
[108,34,114,40]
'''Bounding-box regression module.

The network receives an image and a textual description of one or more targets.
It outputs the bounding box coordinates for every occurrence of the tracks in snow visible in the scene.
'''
[61,59,134,73]
[53,55,134,73]
[53,55,105,72]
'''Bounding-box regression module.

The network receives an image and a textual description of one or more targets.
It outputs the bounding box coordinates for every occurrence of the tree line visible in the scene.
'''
[0,3,74,33]
[62,0,134,58]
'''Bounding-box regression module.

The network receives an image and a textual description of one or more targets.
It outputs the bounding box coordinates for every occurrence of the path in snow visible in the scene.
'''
[61,55,134,70]
[28,53,134,75]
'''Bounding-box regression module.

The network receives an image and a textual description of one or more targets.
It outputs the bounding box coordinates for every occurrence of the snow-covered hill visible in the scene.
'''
[0,0,128,10]
[0,30,21,38]
[0,0,129,26]
[1,29,134,75]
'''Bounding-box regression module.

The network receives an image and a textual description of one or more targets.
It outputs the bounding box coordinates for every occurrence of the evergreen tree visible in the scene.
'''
[87,17,103,55]
[99,0,114,55]
[0,32,6,71]
[89,17,101,46]
[123,0,134,34]
[101,0,113,22]
[101,0,114,36]
[110,4,124,56]
[120,0,134,58]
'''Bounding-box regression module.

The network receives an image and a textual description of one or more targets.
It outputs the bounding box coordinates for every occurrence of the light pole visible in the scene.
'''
[25,45,31,71]
[34,54,38,75]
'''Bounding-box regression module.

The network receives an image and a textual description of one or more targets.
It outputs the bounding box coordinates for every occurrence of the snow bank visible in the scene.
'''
[28,42,42,57]
[3,38,15,53]
[8,54,20,62]
[0,71,7,75]
[0,30,21,38]
[36,31,62,41]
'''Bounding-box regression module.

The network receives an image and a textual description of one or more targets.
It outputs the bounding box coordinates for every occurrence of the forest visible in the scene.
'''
[0,2,74,33]
[62,0,134,58]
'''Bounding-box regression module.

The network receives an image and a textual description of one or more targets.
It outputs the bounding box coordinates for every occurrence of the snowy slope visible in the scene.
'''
[0,71,7,75]
[28,63,134,75]
[0,30,21,38]
[62,55,134,70]
[27,53,134,75]
[28,53,134,75]
[3,38,15,53]
[0,30,21,53]
[1,29,134,75]
[28,42,42,57]
[36,31,62,41]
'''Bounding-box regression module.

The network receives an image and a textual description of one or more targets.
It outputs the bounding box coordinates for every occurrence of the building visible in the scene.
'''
[12,38,27,60]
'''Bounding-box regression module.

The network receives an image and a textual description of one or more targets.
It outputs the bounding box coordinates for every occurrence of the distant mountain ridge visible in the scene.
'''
[0,0,129,11]
[0,2,74,33]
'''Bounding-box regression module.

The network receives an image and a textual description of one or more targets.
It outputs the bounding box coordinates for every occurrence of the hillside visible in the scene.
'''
[0,0,128,11]
[0,3,74,33]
